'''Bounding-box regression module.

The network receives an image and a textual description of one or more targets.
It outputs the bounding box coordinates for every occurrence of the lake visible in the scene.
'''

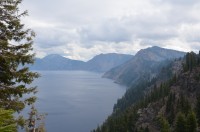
[30,71,125,132]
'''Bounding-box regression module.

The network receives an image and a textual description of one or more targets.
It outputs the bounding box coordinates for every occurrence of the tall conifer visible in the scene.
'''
[0,0,39,112]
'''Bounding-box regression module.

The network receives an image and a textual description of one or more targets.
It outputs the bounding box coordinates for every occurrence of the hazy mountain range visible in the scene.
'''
[30,46,185,75]
[30,53,133,72]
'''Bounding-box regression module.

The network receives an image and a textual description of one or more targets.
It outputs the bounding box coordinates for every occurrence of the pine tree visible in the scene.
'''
[175,112,187,132]
[198,51,200,65]
[178,94,191,115]
[0,108,16,132]
[96,125,101,132]
[25,106,46,132]
[184,52,199,71]
[186,111,197,132]
[144,126,149,132]
[159,116,170,132]
[196,95,200,125]
[0,0,39,112]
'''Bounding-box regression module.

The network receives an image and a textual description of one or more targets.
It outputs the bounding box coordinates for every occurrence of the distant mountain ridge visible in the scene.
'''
[103,46,186,86]
[31,54,85,70]
[136,46,185,61]
[31,46,185,74]
[30,53,133,72]
[85,53,133,72]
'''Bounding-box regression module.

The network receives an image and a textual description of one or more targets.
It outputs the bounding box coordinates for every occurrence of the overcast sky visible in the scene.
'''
[20,0,200,61]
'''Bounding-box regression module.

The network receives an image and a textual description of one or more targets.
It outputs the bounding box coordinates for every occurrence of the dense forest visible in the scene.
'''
[93,51,200,132]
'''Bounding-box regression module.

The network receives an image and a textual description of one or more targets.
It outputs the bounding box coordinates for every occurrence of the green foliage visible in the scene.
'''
[113,78,150,113]
[175,112,187,132]
[93,76,174,132]
[93,107,139,132]
[177,94,191,115]
[183,52,200,72]
[0,108,17,132]
[159,116,170,132]
[166,92,175,124]
[25,106,47,132]
[196,95,200,125]
[93,61,178,132]
[144,126,149,132]
[144,82,170,106]
[94,52,200,132]
[0,0,39,111]
[0,0,40,130]
[174,110,198,132]
[113,60,174,114]
[186,111,197,132]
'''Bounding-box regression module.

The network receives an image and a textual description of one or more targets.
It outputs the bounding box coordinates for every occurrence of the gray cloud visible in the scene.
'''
[79,20,132,43]
[161,0,199,5]
[20,0,200,60]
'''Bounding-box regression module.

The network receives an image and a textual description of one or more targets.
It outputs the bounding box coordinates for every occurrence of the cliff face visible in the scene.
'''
[103,46,185,86]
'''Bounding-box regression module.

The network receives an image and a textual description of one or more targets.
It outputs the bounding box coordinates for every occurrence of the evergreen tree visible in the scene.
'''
[96,125,101,132]
[0,0,39,112]
[144,126,149,132]
[186,111,197,132]
[196,95,200,125]
[175,112,187,132]
[0,108,16,132]
[25,106,46,132]
[184,52,199,71]
[178,94,191,115]
[198,51,200,65]
[159,116,170,132]
[166,92,175,124]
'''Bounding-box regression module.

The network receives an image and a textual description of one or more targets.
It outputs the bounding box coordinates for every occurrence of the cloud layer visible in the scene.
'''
[21,0,200,60]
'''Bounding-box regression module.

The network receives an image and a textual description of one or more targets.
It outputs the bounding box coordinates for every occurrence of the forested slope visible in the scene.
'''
[93,51,200,132]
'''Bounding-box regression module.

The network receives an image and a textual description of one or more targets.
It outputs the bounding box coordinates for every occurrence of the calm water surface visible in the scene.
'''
[32,71,125,132]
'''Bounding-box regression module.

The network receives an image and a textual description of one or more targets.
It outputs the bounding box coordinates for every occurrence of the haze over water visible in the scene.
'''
[33,71,126,132]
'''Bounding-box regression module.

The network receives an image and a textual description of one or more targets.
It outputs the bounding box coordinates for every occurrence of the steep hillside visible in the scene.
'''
[103,46,185,86]
[93,51,200,132]
[85,53,133,72]
[135,52,200,131]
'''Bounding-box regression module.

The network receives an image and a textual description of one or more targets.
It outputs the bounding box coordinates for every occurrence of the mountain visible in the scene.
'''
[103,46,186,86]
[84,53,133,72]
[93,52,200,132]
[31,54,85,70]
[30,53,133,72]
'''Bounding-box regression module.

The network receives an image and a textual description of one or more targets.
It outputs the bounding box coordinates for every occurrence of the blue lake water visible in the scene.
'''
[30,71,125,132]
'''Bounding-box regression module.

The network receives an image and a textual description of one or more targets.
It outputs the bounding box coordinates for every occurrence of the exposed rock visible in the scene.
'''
[103,46,185,86]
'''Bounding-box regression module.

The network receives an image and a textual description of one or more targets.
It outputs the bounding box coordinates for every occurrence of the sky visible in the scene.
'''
[20,0,200,61]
